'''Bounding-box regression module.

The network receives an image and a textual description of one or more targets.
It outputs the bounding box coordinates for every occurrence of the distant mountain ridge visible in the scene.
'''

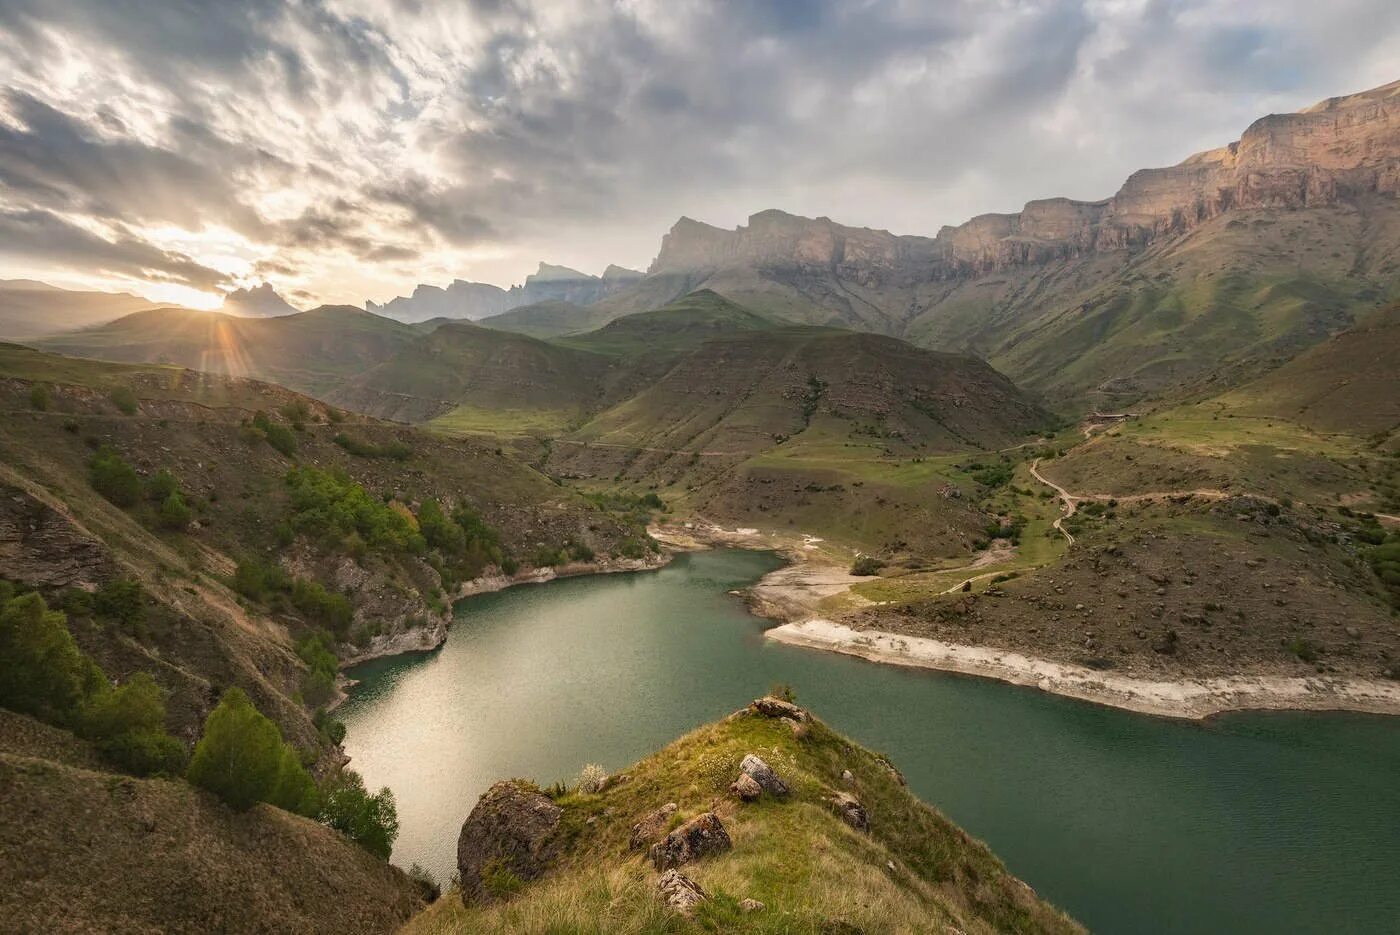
[0,279,156,339]
[367,261,643,323]
[648,78,1400,279]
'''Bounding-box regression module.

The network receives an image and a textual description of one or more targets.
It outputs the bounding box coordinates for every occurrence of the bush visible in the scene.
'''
[96,727,187,776]
[187,688,287,810]
[314,708,346,745]
[297,630,340,707]
[158,491,193,530]
[93,578,147,635]
[109,386,138,415]
[271,744,320,816]
[146,469,179,502]
[333,433,411,461]
[89,446,142,507]
[850,555,883,576]
[0,591,104,724]
[285,467,420,553]
[290,580,353,636]
[28,383,50,410]
[252,411,298,458]
[318,769,398,859]
[576,762,608,793]
[232,557,289,602]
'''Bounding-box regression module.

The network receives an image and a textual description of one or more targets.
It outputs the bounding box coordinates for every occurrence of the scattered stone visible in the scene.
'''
[739,754,790,797]
[629,803,678,850]
[457,780,563,906]
[650,812,732,871]
[729,773,763,801]
[840,769,854,784]
[657,869,707,915]
[751,696,807,721]
[739,898,766,913]
[829,792,869,831]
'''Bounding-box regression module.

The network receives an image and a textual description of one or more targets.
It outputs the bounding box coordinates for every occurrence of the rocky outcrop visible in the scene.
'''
[457,781,564,905]
[729,772,763,801]
[648,812,732,871]
[656,869,707,915]
[629,802,678,850]
[750,696,807,721]
[830,792,869,832]
[0,483,113,588]
[739,754,789,798]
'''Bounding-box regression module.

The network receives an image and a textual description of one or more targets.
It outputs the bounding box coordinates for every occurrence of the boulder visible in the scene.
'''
[457,780,563,906]
[751,696,807,721]
[729,773,763,801]
[739,898,766,913]
[649,812,732,871]
[739,753,789,797]
[830,792,868,831]
[657,869,707,915]
[629,802,678,850]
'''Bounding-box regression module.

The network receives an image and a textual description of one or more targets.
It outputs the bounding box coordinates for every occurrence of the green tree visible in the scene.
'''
[93,578,146,635]
[158,491,193,530]
[252,411,298,457]
[318,769,399,859]
[186,688,284,810]
[270,744,319,816]
[0,591,104,723]
[89,446,142,507]
[81,673,185,776]
[146,469,179,502]
[28,383,50,410]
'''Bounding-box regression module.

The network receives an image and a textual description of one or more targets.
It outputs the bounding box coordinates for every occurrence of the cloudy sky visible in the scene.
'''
[0,0,1396,310]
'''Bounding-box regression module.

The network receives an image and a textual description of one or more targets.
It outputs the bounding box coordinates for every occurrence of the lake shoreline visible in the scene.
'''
[654,521,1400,721]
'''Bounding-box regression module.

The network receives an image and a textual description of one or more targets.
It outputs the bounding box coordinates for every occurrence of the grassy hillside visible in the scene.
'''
[331,320,616,428]
[1215,302,1400,435]
[549,326,1053,554]
[0,344,650,747]
[34,305,421,399]
[478,299,616,338]
[0,709,424,934]
[407,697,1081,934]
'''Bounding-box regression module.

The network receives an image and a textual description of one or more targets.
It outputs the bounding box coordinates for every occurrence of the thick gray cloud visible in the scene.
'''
[0,0,1395,307]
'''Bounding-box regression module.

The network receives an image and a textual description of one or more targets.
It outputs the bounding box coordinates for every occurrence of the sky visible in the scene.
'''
[0,1,1396,311]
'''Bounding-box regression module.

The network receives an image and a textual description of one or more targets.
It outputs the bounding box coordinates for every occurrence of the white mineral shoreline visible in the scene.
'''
[669,520,1400,721]
[765,619,1400,720]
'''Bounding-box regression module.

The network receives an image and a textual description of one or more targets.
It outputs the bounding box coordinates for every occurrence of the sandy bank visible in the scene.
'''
[767,619,1400,720]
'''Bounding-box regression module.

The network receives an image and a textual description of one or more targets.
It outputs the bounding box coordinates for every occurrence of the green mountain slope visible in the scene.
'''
[0,344,648,744]
[0,710,424,934]
[477,299,613,338]
[1215,302,1400,435]
[408,697,1081,934]
[34,305,420,398]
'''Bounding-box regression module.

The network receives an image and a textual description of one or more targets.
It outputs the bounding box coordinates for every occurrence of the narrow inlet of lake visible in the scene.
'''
[339,548,1400,934]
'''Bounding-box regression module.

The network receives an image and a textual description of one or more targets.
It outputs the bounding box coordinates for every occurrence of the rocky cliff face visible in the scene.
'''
[370,262,644,323]
[649,80,1400,280]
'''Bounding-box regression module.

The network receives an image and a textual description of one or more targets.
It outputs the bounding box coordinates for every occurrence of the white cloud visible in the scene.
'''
[0,0,1394,308]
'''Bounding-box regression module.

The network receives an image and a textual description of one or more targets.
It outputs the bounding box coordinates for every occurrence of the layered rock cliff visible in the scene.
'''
[650,79,1400,279]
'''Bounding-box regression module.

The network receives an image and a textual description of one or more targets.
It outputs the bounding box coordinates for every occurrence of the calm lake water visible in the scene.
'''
[340,549,1400,933]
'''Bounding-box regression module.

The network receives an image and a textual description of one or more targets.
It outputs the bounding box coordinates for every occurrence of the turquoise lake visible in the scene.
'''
[340,549,1400,933]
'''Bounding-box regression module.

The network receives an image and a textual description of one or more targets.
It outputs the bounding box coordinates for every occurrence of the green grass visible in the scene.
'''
[428,405,578,436]
[406,704,1080,935]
